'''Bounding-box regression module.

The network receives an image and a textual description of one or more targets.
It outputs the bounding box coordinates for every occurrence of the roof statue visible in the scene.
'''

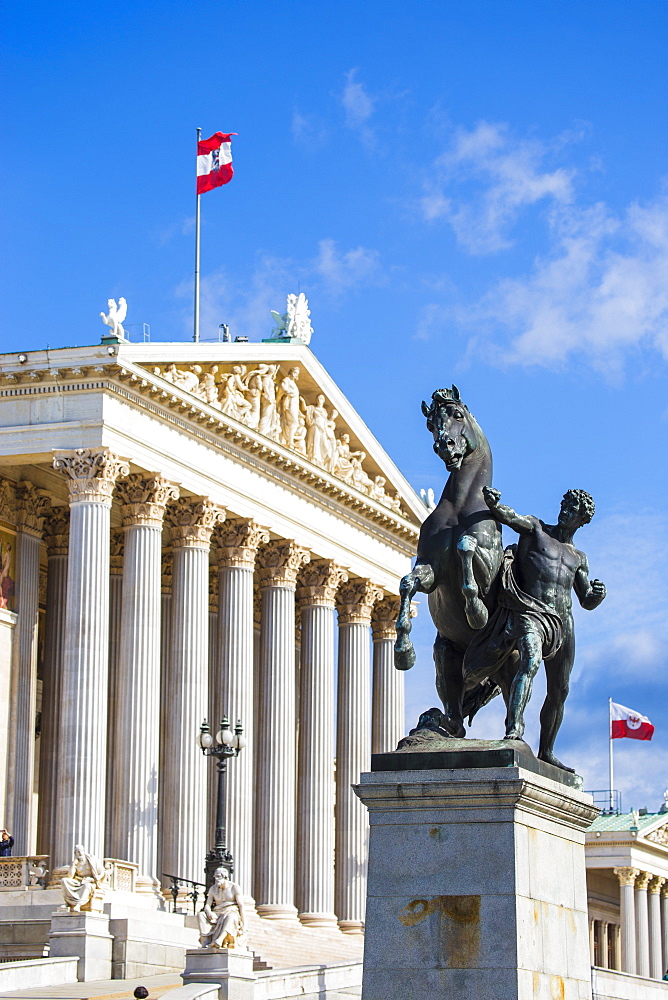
[270,292,313,345]
[100,297,128,342]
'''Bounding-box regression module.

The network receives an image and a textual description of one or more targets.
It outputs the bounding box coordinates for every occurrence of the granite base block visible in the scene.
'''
[355,748,598,1000]
[182,946,255,1000]
[48,910,113,982]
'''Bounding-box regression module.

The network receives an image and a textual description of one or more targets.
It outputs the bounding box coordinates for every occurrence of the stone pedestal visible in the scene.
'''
[354,739,598,1000]
[48,910,113,982]
[182,947,254,1000]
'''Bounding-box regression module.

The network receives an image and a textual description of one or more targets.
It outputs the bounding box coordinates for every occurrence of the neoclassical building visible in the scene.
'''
[0,332,425,938]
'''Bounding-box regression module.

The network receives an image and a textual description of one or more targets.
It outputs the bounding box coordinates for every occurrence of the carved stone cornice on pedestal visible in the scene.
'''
[336,578,384,625]
[42,508,70,557]
[15,481,52,537]
[216,519,270,569]
[117,474,180,527]
[0,477,16,523]
[53,449,130,505]
[110,529,124,576]
[648,876,665,894]
[164,497,226,548]
[614,867,640,887]
[635,871,652,891]
[371,596,401,641]
[256,539,311,589]
[161,548,172,594]
[296,559,348,609]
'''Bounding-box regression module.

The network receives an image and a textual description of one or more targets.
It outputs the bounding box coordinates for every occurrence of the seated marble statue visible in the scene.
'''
[198,867,246,949]
[61,844,108,912]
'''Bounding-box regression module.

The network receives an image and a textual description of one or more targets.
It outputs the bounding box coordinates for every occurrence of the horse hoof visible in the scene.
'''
[464,598,488,631]
[394,644,416,671]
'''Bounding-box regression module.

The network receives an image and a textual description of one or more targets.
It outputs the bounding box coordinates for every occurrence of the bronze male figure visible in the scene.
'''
[464,487,606,770]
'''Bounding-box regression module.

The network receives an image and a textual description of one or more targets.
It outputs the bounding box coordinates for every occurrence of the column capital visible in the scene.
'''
[117,473,180,527]
[53,448,130,505]
[256,539,310,589]
[635,871,652,891]
[371,596,402,641]
[297,559,348,609]
[649,875,666,894]
[42,507,70,556]
[15,481,51,537]
[165,497,226,548]
[0,477,16,521]
[110,529,124,575]
[614,867,640,887]
[161,548,172,594]
[216,519,270,569]
[336,578,384,625]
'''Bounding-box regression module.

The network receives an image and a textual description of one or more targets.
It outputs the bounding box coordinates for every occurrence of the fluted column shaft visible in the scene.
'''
[636,872,651,978]
[615,868,638,974]
[112,475,178,879]
[335,578,382,933]
[662,888,668,975]
[371,598,404,754]
[105,530,124,857]
[157,550,172,881]
[649,878,665,979]
[162,497,224,885]
[52,449,129,866]
[37,510,69,860]
[8,482,49,853]
[296,561,347,927]
[215,519,268,895]
[255,539,309,919]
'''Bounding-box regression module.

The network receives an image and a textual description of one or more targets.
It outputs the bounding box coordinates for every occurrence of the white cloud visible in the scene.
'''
[312,238,381,293]
[474,193,668,374]
[420,121,576,253]
[291,110,328,150]
[175,239,382,340]
[340,69,376,146]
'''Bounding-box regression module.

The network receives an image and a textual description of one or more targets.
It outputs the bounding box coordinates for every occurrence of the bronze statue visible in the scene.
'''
[463,487,606,770]
[394,387,504,737]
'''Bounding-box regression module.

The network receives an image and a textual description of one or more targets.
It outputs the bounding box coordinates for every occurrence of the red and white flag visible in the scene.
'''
[197,132,236,194]
[611,701,654,741]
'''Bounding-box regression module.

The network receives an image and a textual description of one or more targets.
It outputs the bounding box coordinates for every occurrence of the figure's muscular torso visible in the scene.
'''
[515,521,584,620]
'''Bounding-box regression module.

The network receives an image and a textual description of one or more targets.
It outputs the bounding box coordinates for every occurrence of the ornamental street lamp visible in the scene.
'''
[198,716,246,890]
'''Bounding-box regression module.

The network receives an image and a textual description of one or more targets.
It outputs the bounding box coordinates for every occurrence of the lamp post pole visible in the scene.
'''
[198,716,246,890]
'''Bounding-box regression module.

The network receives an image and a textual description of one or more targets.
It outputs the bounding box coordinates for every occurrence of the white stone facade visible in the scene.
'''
[0,338,421,936]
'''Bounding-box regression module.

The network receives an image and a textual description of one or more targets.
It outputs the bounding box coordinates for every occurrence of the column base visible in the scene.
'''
[48,910,113,982]
[338,920,365,935]
[256,903,300,921]
[298,911,340,930]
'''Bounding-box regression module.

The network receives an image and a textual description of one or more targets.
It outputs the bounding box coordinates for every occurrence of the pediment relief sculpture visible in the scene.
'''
[645,824,668,847]
[150,360,405,516]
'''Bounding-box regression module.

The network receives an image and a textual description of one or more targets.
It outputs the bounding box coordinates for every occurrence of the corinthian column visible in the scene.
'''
[636,871,651,978]
[37,508,69,860]
[105,529,123,856]
[215,520,268,894]
[7,483,50,853]
[296,560,348,927]
[649,876,665,979]
[371,596,404,754]
[161,497,225,885]
[255,538,310,919]
[615,867,638,974]
[335,578,382,933]
[52,449,129,866]
[111,475,179,880]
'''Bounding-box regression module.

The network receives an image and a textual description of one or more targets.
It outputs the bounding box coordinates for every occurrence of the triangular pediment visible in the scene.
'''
[126,342,426,528]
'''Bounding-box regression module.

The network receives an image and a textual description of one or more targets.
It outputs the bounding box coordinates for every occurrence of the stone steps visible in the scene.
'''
[244,912,363,972]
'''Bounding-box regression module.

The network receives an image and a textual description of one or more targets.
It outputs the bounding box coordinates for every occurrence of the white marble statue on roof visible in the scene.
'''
[270,292,313,344]
[100,297,127,340]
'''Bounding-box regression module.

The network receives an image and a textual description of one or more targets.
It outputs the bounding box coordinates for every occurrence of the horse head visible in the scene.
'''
[421,385,483,472]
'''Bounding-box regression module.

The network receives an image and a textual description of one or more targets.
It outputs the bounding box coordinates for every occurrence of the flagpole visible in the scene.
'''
[609,696,614,813]
[194,126,202,343]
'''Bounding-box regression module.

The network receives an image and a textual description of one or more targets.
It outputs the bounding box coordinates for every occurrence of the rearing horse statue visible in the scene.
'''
[394,386,504,737]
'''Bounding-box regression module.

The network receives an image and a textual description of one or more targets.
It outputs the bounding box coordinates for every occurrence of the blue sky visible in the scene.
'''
[2,1,667,808]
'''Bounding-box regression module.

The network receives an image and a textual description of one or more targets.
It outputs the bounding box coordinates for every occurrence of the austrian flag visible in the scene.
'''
[611,701,654,741]
[197,132,236,194]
